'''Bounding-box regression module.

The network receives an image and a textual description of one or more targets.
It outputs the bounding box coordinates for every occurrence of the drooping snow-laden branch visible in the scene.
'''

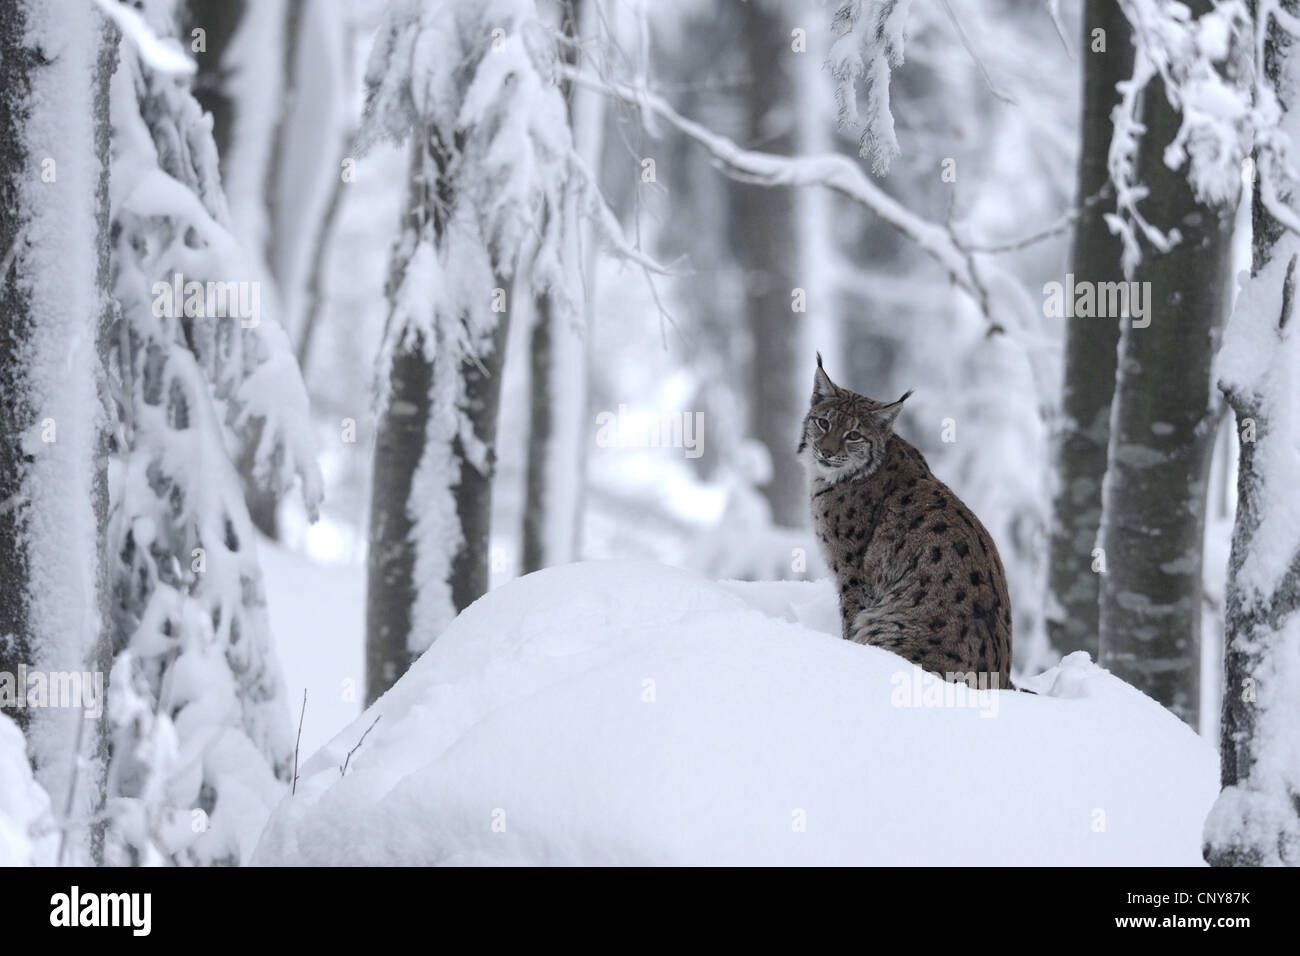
[1107,0,1256,275]
[827,0,911,175]
[559,66,1022,336]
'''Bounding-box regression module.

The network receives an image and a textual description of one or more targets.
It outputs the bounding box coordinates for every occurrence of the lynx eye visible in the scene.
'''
[844,430,864,442]
[814,417,830,432]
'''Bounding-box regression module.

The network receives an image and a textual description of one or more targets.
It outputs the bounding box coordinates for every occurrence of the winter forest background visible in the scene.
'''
[1,0,1298,867]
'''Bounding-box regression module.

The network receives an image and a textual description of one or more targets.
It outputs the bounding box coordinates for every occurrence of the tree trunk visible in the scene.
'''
[366,131,512,704]
[1096,46,1236,726]
[0,0,111,863]
[733,0,806,529]
[87,16,118,867]
[1046,0,1133,657]
[1204,0,1300,867]
[366,334,433,702]
[521,0,584,574]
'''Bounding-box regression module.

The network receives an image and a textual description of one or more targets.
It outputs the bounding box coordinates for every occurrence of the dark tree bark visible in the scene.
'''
[365,331,432,703]
[0,0,36,726]
[732,0,806,529]
[1096,6,1237,726]
[1046,0,1133,657]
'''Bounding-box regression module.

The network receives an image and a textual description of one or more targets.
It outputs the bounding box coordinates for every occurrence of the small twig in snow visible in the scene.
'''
[340,714,382,777]
[291,689,306,795]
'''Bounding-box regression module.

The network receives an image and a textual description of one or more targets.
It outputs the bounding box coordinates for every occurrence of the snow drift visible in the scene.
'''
[0,714,54,866]
[253,560,1218,865]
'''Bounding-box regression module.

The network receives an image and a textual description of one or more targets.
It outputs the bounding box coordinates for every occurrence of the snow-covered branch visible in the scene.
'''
[560,66,1002,319]
[1107,0,1253,274]
[827,0,912,175]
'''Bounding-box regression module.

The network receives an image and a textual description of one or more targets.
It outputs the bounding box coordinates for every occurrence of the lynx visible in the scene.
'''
[797,355,1014,689]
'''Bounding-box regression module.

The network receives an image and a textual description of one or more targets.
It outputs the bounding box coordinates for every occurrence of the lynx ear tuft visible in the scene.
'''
[812,354,835,403]
[872,390,912,430]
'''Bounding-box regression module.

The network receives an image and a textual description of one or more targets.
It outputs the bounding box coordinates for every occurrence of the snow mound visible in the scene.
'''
[0,715,55,866]
[253,561,1218,865]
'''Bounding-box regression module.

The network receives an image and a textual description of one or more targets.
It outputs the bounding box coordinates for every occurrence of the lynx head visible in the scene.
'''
[798,353,911,482]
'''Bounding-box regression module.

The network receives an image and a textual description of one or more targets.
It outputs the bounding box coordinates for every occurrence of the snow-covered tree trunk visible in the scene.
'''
[0,0,113,865]
[1046,0,1133,658]
[1204,0,1300,866]
[735,0,807,530]
[364,0,581,702]
[521,0,585,574]
[1097,0,1245,727]
[366,129,513,703]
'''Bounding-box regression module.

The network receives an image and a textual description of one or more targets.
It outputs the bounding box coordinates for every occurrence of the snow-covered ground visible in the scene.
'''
[254,560,1219,866]
[0,715,54,866]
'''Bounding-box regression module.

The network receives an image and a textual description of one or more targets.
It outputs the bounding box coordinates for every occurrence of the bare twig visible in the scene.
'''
[559,66,1000,322]
[943,193,1002,336]
[1045,0,1072,56]
[962,185,1111,255]
[291,688,306,795]
[939,0,1017,105]
[1279,253,1297,330]
[339,714,382,777]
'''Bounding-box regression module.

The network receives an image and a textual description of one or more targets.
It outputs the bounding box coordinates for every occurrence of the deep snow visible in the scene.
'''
[253,559,1219,865]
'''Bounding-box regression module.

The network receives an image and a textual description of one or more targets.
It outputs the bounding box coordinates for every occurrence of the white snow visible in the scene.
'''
[254,560,1218,866]
[0,715,55,866]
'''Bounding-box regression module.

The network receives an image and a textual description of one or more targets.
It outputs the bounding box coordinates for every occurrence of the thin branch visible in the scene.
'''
[944,192,1003,336]
[1045,0,1072,56]
[559,66,999,323]
[963,184,1111,255]
[939,0,1017,105]
[1279,253,1297,330]
[339,714,382,777]
[291,688,306,795]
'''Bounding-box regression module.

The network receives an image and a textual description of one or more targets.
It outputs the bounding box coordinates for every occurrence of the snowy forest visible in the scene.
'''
[0,0,1297,869]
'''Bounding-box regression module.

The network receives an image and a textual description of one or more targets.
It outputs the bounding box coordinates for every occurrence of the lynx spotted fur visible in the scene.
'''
[797,355,1014,689]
